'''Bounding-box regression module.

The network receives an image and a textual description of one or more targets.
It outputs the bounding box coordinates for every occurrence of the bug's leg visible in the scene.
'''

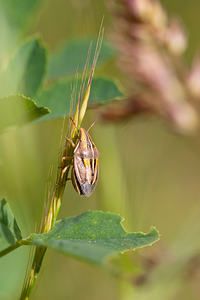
[58,164,73,169]
[60,165,73,180]
[66,137,76,148]
[58,162,73,169]
[56,175,71,186]
[62,156,73,164]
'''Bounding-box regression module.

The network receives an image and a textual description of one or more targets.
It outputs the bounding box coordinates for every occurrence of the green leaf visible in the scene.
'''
[25,211,159,265]
[0,0,42,36]
[0,0,43,63]
[48,39,115,79]
[0,199,22,252]
[90,77,123,104]
[0,37,47,98]
[35,76,123,121]
[0,94,50,132]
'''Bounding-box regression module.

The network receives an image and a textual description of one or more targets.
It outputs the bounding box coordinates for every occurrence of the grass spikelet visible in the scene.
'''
[20,22,104,300]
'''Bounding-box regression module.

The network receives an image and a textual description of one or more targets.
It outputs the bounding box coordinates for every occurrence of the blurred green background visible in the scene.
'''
[1,0,200,299]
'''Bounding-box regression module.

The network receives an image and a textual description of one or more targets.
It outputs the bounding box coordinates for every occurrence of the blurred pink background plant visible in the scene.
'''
[103,0,200,135]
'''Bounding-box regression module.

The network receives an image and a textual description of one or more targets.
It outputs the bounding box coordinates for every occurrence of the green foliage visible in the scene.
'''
[0,35,121,126]
[0,38,47,98]
[0,4,160,299]
[0,199,22,252]
[90,77,123,104]
[0,0,43,62]
[0,95,50,133]
[0,202,159,265]
[36,76,123,120]
[26,211,159,265]
[0,0,42,35]
[48,39,115,79]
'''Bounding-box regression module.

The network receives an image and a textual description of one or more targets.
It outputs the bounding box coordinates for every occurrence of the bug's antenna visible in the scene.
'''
[87,119,97,132]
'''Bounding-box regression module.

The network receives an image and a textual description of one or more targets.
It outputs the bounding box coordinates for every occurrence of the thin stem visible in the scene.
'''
[20,22,103,300]
[20,246,47,300]
[20,143,73,300]
[0,243,21,258]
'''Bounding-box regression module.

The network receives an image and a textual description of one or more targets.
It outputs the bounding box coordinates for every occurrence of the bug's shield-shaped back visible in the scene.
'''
[71,128,99,197]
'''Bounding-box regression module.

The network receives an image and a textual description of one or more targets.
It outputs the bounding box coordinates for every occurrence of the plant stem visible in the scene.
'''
[0,244,21,257]
[20,139,73,300]
[20,246,46,300]
[20,24,103,299]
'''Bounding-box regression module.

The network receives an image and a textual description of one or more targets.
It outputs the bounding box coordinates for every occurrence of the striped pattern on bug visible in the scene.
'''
[71,128,99,197]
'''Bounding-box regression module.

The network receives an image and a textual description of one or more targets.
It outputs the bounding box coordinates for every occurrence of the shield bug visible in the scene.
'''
[71,127,99,197]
